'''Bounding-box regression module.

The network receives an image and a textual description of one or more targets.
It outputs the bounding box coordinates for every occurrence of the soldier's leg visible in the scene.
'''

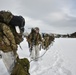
[35,45,40,61]
[30,46,35,60]
[1,51,16,74]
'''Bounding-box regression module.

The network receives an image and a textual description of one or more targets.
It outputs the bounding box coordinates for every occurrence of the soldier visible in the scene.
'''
[27,27,42,61]
[0,10,25,74]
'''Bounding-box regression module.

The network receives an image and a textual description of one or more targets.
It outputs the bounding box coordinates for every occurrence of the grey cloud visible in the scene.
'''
[51,16,76,27]
[18,0,62,19]
[0,0,21,14]
[0,0,76,34]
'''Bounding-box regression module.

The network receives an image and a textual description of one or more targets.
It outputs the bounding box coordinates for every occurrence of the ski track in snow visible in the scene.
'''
[0,38,76,75]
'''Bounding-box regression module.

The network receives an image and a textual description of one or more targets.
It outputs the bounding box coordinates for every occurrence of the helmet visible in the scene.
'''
[35,27,39,31]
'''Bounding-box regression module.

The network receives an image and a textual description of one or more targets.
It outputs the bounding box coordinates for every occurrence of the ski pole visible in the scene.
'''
[19,44,23,50]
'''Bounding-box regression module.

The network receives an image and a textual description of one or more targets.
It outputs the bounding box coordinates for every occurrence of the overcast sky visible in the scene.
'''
[0,0,76,34]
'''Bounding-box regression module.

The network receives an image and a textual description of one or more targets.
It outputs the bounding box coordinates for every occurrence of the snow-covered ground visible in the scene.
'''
[0,38,76,75]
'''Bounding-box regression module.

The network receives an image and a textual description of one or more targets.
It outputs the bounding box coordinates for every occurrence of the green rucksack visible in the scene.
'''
[0,10,13,24]
[42,34,55,50]
[11,58,30,75]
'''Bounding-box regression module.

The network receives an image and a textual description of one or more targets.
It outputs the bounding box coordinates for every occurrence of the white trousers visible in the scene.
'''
[1,51,16,74]
[30,45,40,60]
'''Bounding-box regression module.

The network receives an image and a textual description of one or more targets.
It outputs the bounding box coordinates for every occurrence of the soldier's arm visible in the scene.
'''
[27,34,32,44]
[38,34,43,45]
[2,24,17,50]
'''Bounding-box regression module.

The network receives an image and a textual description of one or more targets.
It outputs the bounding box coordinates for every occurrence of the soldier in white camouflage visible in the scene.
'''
[0,10,26,74]
[27,27,42,61]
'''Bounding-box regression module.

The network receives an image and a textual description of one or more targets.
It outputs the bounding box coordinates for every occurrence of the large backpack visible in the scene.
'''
[42,33,55,50]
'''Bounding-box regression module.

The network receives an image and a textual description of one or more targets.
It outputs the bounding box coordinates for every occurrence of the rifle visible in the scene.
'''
[29,40,35,51]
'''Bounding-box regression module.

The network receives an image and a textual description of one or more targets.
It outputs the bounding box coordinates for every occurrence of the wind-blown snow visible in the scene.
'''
[0,38,76,75]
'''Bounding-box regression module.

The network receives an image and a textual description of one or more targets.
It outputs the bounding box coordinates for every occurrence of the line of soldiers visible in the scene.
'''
[0,10,55,75]
[27,27,42,61]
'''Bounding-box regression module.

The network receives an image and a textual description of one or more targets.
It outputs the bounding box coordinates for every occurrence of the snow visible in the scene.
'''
[0,38,76,75]
[0,59,9,75]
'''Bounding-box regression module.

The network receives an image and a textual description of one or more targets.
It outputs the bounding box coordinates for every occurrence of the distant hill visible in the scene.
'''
[70,32,76,38]
[53,32,76,38]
